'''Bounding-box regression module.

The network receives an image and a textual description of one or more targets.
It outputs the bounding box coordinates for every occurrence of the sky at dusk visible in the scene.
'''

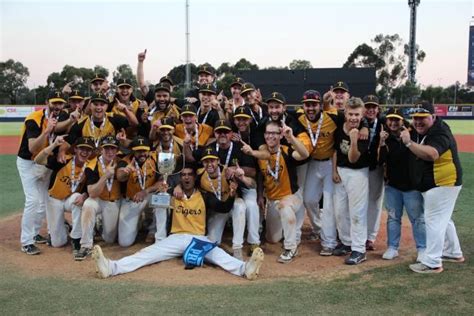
[1,0,473,89]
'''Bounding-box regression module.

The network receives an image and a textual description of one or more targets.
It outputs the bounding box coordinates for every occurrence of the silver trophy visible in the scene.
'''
[150,152,176,208]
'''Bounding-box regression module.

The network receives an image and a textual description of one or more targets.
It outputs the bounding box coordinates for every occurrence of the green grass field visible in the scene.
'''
[0,153,473,314]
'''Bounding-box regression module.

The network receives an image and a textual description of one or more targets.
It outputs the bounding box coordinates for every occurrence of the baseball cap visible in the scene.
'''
[333,81,350,93]
[230,77,245,87]
[154,82,171,94]
[201,147,219,161]
[233,106,252,119]
[265,92,286,104]
[199,83,217,95]
[68,90,84,101]
[159,117,175,130]
[130,136,151,151]
[116,78,133,88]
[410,101,434,117]
[91,73,106,83]
[100,135,119,148]
[240,82,256,95]
[301,90,321,103]
[48,91,66,103]
[159,75,174,86]
[75,137,95,149]
[363,95,380,107]
[214,119,232,132]
[386,108,404,120]
[90,92,109,104]
[197,64,216,76]
[181,104,197,116]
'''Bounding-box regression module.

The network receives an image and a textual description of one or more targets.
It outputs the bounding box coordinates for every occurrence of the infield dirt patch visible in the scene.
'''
[1,213,418,286]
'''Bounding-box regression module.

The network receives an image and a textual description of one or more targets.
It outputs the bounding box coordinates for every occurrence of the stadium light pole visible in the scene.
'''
[185,0,191,92]
[408,0,420,84]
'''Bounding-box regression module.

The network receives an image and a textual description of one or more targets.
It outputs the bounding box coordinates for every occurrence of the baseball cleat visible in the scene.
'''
[278,248,298,264]
[409,263,443,274]
[320,247,334,256]
[333,244,351,256]
[34,234,48,244]
[21,244,40,255]
[441,256,465,263]
[74,247,92,261]
[245,247,264,280]
[345,251,367,265]
[92,245,111,279]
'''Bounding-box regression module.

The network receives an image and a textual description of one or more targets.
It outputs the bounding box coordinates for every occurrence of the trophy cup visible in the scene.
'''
[150,152,176,208]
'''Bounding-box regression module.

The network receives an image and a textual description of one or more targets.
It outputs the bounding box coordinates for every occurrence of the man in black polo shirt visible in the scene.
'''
[403,101,464,274]
[378,108,426,260]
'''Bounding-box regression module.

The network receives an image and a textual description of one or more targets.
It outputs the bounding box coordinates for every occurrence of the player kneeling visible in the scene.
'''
[92,165,264,280]
[75,136,121,260]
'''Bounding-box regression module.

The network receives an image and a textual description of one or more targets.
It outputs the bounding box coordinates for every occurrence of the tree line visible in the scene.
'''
[1,33,474,105]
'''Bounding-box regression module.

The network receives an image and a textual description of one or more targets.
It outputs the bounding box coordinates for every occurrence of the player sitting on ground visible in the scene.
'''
[92,165,264,280]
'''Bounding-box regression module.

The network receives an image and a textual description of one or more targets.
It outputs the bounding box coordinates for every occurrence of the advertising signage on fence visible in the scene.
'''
[468,24,474,85]
[447,105,473,117]
[434,105,448,116]
[0,106,36,118]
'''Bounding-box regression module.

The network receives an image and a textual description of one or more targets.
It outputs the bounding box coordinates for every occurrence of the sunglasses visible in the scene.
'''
[409,107,431,114]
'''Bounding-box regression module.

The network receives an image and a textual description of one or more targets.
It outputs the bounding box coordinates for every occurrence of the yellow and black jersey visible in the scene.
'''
[170,190,206,236]
[107,99,141,116]
[410,119,463,192]
[66,113,129,146]
[196,167,236,213]
[17,109,68,160]
[148,104,181,125]
[296,111,345,160]
[117,153,159,199]
[257,145,299,200]
[85,157,122,201]
[46,156,89,200]
[175,123,214,148]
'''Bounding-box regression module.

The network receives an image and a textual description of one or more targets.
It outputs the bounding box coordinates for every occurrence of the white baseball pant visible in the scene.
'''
[47,192,83,247]
[118,197,150,247]
[367,165,384,242]
[421,186,463,268]
[303,159,337,249]
[266,193,301,251]
[17,157,51,246]
[207,197,246,249]
[108,233,246,276]
[294,163,316,244]
[334,167,369,253]
[241,187,261,245]
[80,197,120,248]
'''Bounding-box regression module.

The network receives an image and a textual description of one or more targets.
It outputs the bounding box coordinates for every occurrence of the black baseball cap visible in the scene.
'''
[410,101,434,117]
[386,107,404,120]
[159,75,174,86]
[90,92,109,104]
[116,78,133,88]
[159,117,175,130]
[214,119,232,132]
[181,104,197,116]
[68,90,84,101]
[100,135,119,148]
[265,92,286,104]
[75,137,95,149]
[197,64,216,76]
[363,95,380,107]
[154,82,171,93]
[302,90,321,103]
[130,136,151,151]
[199,83,217,94]
[48,90,66,103]
[333,81,350,93]
[240,82,256,95]
[230,77,245,87]
[91,73,106,83]
[201,146,219,161]
[233,106,252,119]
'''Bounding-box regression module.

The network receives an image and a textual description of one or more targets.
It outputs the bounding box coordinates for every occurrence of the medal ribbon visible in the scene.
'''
[71,157,87,193]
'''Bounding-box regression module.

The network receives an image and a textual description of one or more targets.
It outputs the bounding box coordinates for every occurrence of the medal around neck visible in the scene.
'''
[150,152,177,208]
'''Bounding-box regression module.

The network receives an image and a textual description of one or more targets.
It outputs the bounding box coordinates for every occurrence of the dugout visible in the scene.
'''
[235,67,376,104]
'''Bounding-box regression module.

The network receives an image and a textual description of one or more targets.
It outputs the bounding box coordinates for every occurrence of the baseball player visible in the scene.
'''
[239,82,266,127]
[332,97,370,265]
[196,83,224,127]
[91,165,264,280]
[75,135,122,260]
[255,120,309,263]
[223,77,245,120]
[34,136,95,254]
[107,78,139,124]
[378,108,426,260]
[363,95,385,251]
[405,101,464,273]
[16,90,69,254]
[175,104,214,150]
[116,136,161,247]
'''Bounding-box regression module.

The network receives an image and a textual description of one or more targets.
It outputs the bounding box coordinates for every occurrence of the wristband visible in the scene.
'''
[405,141,412,148]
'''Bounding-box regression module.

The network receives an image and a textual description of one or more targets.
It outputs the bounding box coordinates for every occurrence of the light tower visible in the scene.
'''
[408,0,420,84]
[185,0,191,92]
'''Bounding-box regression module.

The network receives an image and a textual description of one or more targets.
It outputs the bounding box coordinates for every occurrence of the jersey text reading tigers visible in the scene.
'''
[170,191,206,235]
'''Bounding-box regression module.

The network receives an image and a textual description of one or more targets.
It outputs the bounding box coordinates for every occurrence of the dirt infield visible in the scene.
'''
[1,213,418,285]
[1,135,473,155]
